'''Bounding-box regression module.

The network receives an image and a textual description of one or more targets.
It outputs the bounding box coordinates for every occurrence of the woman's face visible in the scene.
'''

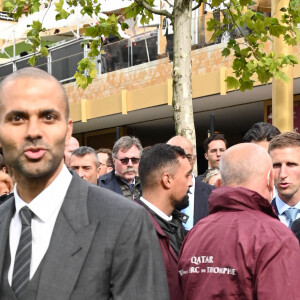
[208,174,221,187]
[0,181,10,196]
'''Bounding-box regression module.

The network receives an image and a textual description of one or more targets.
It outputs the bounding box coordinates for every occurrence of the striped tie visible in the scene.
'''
[12,206,34,298]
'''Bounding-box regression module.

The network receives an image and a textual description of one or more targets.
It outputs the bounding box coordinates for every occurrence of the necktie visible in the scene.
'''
[284,207,299,228]
[12,206,34,298]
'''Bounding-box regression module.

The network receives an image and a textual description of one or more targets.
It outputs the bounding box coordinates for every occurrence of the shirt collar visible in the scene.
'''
[140,196,173,221]
[14,165,72,222]
[275,195,300,214]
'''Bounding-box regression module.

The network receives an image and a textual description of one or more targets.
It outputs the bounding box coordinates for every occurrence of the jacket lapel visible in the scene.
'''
[0,198,15,285]
[37,174,99,300]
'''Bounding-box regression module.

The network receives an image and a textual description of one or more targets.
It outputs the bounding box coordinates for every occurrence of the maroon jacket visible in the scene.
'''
[147,212,183,300]
[178,187,300,300]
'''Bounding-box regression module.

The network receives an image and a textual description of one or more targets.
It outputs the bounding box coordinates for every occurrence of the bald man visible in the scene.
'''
[64,136,79,167]
[167,136,214,229]
[178,143,300,299]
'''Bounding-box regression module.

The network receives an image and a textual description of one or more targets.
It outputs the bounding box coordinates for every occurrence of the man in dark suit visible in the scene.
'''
[292,218,300,243]
[98,136,142,201]
[0,67,169,300]
[167,136,215,230]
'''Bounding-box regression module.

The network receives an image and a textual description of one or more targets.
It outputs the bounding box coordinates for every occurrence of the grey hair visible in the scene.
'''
[70,146,100,167]
[0,67,69,120]
[112,136,143,158]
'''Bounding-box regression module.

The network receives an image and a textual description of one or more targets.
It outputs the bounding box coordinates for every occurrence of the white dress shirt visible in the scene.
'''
[140,197,172,221]
[8,165,72,285]
[181,175,195,230]
[275,195,300,227]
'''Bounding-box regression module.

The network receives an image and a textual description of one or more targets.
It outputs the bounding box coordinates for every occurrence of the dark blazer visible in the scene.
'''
[97,170,123,195]
[291,218,300,243]
[271,198,279,214]
[0,172,169,300]
[193,176,215,225]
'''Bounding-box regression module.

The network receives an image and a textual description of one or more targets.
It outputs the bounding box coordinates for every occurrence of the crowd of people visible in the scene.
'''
[0,67,299,299]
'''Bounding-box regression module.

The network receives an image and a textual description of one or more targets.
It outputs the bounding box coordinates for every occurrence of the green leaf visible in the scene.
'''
[222,47,231,57]
[206,18,217,32]
[257,71,271,84]
[40,46,49,57]
[211,0,223,8]
[28,56,37,66]
[269,25,286,37]
[121,22,129,31]
[226,76,240,90]
[287,55,298,65]
[3,1,15,12]
[240,80,253,91]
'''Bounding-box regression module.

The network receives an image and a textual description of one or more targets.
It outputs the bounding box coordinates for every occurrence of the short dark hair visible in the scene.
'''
[243,122,281,143]
[96,148,113,167]
[0,67,69,120]
[70,146,99,167]
[203,134,227,153]
[269,132,300,152]
[139,143,186,189]
[112,136,143,158]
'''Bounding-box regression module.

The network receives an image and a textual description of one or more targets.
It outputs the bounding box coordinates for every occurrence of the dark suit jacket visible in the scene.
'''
[0,172,169,300]
[97,170,123,195]
[291,218,300,243]
[193,176,215,225]
[271,198,279,214]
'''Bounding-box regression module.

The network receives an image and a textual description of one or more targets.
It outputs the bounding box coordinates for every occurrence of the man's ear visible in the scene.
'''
[65,119,73,145]
[204,152,208,160]
[96,166,101,179]
[161,173,172,189]
[107,167,114,174]
[267,169,274,192]
[215,178,222,188]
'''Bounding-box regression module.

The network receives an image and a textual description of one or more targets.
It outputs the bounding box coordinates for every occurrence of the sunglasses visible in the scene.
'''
[115,157,140,165]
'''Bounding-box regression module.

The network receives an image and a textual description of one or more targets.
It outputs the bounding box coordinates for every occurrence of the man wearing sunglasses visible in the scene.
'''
[98,136,142,200]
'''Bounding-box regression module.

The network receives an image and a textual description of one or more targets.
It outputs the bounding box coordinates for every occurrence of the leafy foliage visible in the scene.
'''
[205,0,299,90]
[4,0,300,91]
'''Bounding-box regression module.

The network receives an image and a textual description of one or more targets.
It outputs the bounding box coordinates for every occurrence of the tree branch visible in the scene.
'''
[135,0,172,19]
[192,1,203,11]
[164,0,174,7]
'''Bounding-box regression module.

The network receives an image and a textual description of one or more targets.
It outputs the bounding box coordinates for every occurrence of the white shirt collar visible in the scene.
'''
[14,164,72,222]
[140,196,172,221]
[275,194,300,215]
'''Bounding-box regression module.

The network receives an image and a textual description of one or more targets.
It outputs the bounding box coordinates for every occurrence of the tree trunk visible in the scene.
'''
[172,0,197,174]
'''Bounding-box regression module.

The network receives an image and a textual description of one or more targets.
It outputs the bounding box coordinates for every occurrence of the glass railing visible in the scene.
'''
[0,13,245,82]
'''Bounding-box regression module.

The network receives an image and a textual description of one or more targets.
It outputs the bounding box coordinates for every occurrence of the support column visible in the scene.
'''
[272,0,294,132]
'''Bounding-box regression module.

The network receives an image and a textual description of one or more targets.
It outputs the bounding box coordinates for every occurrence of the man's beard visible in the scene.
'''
[175,193,190,211]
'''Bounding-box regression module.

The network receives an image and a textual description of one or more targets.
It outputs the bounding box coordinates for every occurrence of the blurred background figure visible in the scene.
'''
[69,146,100,185]
[199,134,227,180]
[243,122,281,151]
[96,148,114,177]
[202,168,221,187]
[98,136,143,200]
[64,136,80,167]
[0,171,14,205]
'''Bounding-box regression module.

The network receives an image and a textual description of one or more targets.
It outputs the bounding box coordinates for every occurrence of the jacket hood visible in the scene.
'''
[209,186,278,219]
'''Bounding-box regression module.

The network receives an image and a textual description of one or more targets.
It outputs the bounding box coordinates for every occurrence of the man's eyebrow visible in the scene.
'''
[39,109,61,116]
[5,110,28,119]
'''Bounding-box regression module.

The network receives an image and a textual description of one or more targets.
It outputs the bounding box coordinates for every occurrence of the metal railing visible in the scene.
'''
[0,13,243,82]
